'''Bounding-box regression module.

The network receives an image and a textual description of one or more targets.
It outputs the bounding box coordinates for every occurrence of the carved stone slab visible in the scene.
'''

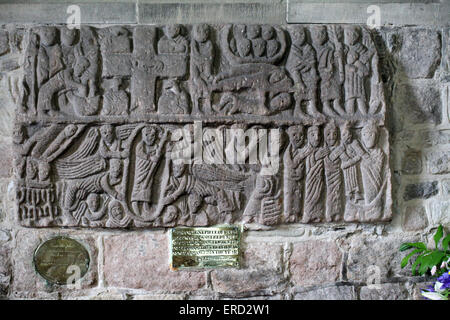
[14,24,391,228]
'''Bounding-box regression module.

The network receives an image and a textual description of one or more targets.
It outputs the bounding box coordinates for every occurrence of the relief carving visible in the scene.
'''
[15,24,391,228]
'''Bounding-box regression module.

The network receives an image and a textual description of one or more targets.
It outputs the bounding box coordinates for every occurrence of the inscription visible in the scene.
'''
[171,225,241,269]
[33,236,90,285]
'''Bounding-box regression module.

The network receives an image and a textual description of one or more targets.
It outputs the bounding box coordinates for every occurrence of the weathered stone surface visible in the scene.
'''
[396,29,441,79]
[443,179,450,195]
[103,232,206,292]
[360,283,410,300]
[401,149,422,175]
[418,130,450,147]
[0,142,12,178]
[139,1,286,24]
[0,30,9,56]
[403,181,439,201]
[294,285,356,300]
[13,24,391,228]
[0,244,11,297]
[0,3,137,24]
[394,83,442,126]
[402,205,428,232]
[347,236,419,282]
[289,241,342,287]
[11,229,98,296]
[426,150,450,174]
[430,201,450,228]
[211,242,285,294]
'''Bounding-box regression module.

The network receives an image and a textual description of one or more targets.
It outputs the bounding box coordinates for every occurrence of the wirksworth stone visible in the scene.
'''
[13,24,392,228]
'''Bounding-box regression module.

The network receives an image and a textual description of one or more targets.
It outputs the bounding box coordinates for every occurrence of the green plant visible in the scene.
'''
[400,225,450,276]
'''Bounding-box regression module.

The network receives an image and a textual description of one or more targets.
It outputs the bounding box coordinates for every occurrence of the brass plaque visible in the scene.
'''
[33,236,90,285]
[170,225,242,269]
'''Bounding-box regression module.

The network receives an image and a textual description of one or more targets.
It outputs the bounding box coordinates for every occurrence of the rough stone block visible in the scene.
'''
[346,236,420,282]
[394,82,442,126]
[395,29,441,79]
[294,285,356,300]
[360,283,410,300]
[418,130,450,147]
[139,1,286,24]
[430,201,450,228]
[289,241,342,287]
[0,3,137,24]
[403,181,439,201]
[0,244,11,297]
[211,242,285,294]
[103,232,206,292]
[401,149,422,175]
[426,150,450,174]
[402,205,428,232]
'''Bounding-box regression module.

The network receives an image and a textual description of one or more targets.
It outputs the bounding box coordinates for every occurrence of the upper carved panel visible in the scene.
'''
[14,24,391,228]
[17,24,385,123]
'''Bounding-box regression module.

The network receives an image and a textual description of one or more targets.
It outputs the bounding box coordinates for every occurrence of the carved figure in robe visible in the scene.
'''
[158,79,190,114]
[283,125,309,222]
[21,31,39,114]
[360,122,386,220]
[340,123,365,203]
[344,27,370,115]
[311,26,345,117]
[323,122,345,222]
[229,25,251,58]
[286,26,318,117]
[158,25,188,54]
[190,24,214,114]
[131,126,168,216]
[302,125,327,223]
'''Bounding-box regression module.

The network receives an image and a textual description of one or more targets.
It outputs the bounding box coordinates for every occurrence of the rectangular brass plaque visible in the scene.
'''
[170,225,242,269]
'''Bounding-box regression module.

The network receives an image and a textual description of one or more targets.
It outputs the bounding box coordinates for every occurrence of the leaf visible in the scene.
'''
[401,249,421,268]
[443,234,450,253]
[399,242,426,252]
[411,255,423,276]
[434,225,444,249]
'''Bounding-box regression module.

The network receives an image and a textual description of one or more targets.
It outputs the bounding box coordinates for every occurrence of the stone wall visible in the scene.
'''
[0,0,448,300]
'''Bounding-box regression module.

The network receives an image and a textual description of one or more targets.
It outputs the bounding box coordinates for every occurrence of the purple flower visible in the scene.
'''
[436,271,450,290]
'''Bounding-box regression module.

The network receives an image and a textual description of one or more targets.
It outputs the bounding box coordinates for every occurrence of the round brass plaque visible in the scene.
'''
[33,236,90,285]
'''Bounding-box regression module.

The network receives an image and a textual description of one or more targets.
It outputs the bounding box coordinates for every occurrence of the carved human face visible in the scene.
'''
[39,27,57,46]
[307,126,321,147]
[87,194,100,212]
[188,193,202,214]
[261,26,275,41]
[194,24,209,42]
[143,127,157,146]
[237,38,251,57]
[325,125,338,147]
[163,205,179,224]
[172,163,186,178]
[341,128,352,145]
[110,159,122,180]
[311,26,328,46]
[345,27,360,46]
[110,202,124,220]
[247,25,261,39]
[64,124,77,138]
[166,25,181,39]
[290,27,306,46]
[100,125,114,144]
[26,160,37,180]
[287,126,304,149]
[61,28,77,46]
[38,161,50,181]
[270,93,292,110]
[13,125,25,144]
[362,125,378,149]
